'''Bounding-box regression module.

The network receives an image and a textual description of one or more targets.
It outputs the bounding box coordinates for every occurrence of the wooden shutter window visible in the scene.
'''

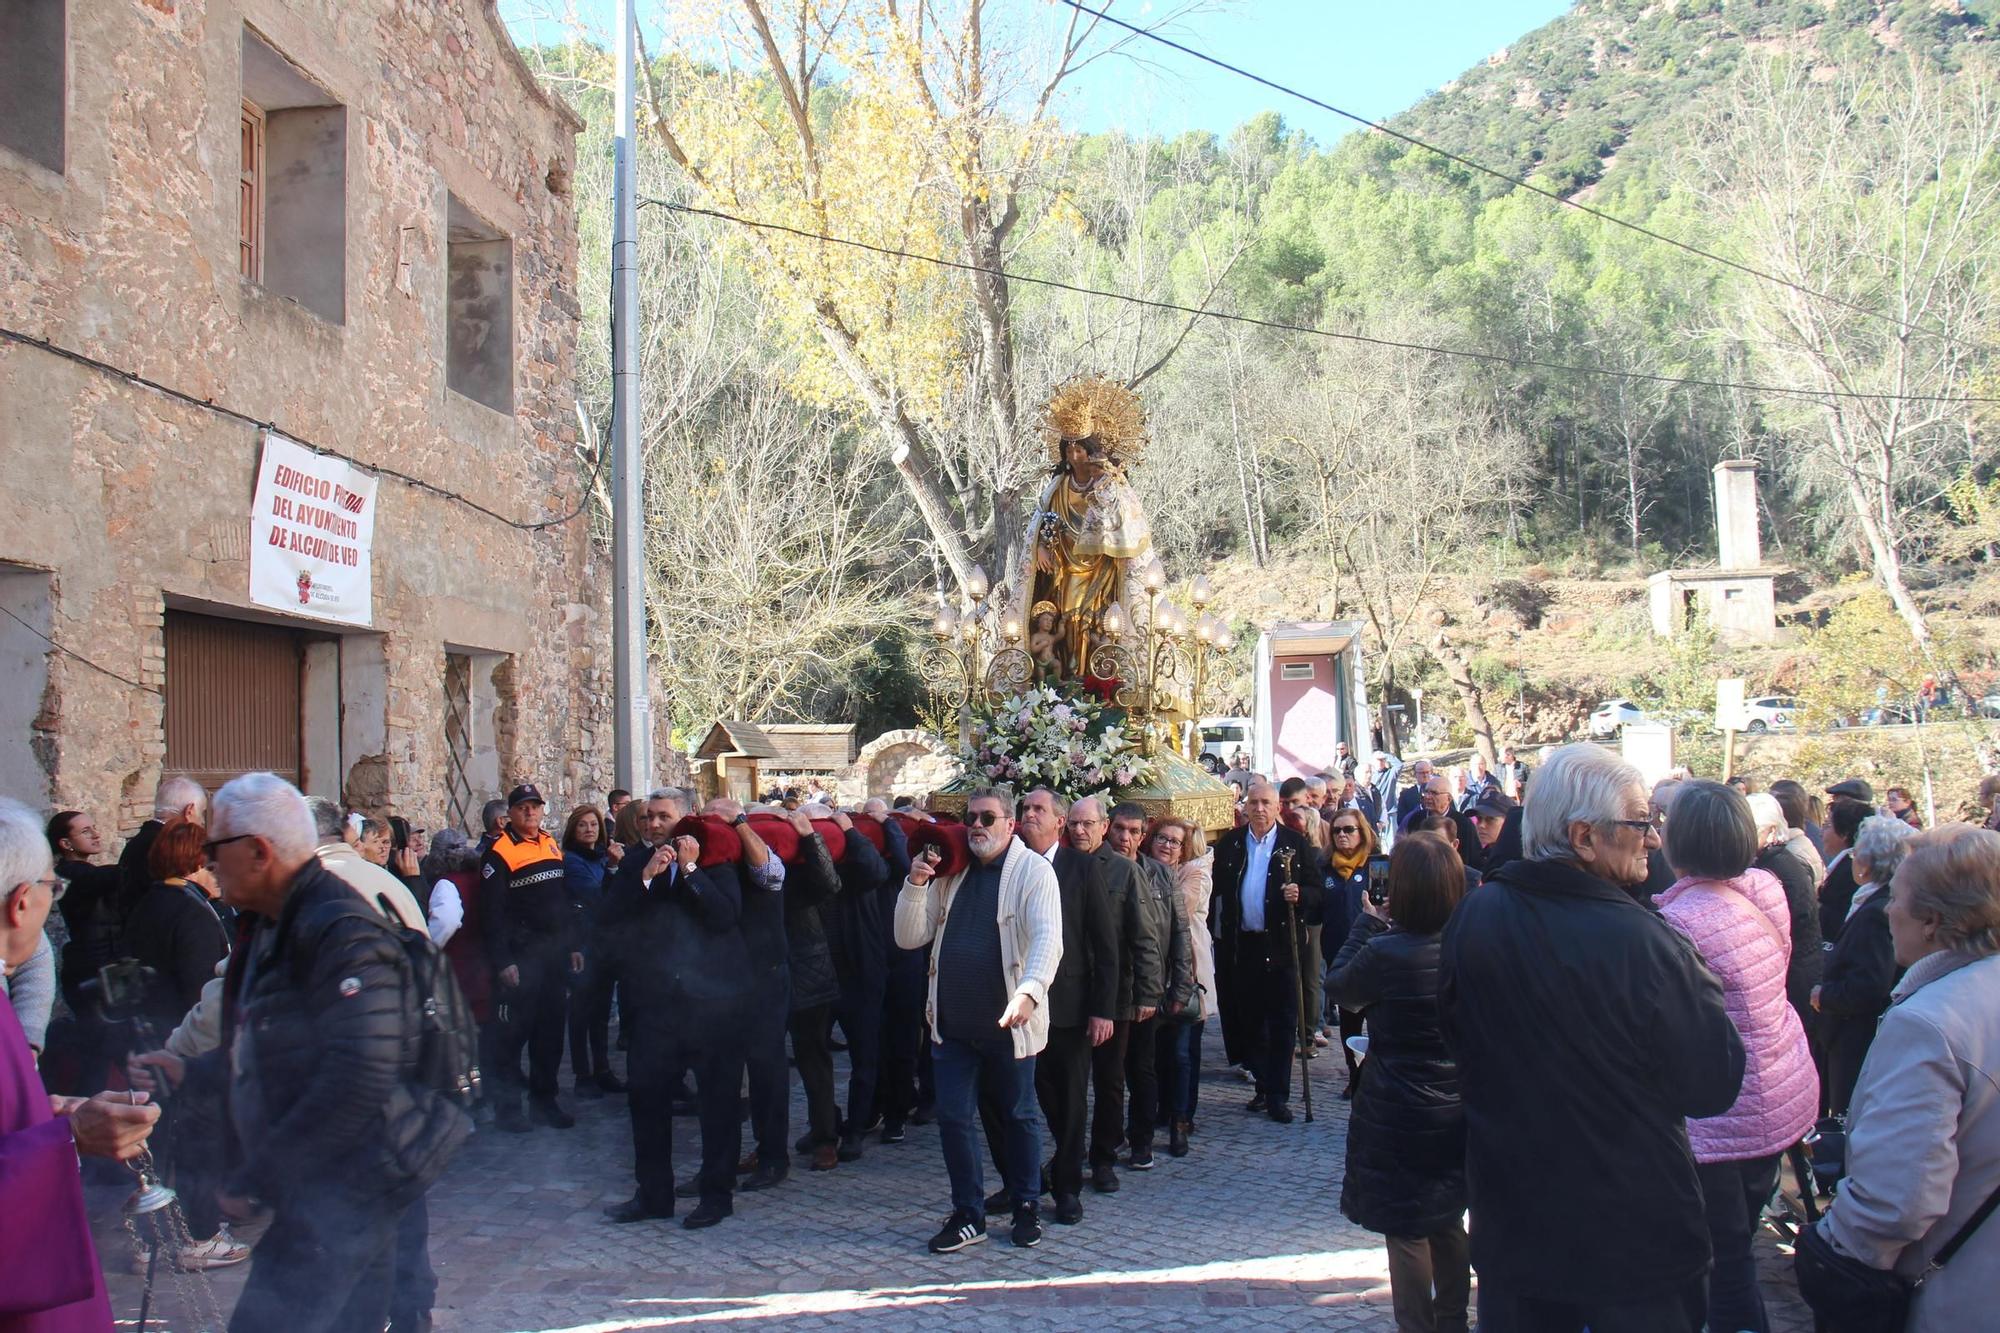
[239,100,264,280]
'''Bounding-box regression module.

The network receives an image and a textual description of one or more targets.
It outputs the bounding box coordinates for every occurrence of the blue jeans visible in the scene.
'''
[933,1035,1040,1221]
[1159,1018,1204,1120]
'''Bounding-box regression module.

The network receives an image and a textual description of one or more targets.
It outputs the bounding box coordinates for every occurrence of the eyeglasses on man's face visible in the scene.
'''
[967,809,1006,828]
[12,872,67,904]
[202,832,258,862]
[1608,813,1665,834]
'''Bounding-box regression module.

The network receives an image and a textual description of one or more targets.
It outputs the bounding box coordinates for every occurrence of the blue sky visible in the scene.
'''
[501,1,1575,142]
[1057,0,1574,140]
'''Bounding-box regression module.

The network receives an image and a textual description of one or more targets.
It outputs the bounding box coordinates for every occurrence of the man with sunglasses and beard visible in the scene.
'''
[895,790,1062,1254]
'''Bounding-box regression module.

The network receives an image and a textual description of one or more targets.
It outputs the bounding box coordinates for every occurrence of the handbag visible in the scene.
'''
[1795,1176,2000,1332]
[1806,1114,1848,1191]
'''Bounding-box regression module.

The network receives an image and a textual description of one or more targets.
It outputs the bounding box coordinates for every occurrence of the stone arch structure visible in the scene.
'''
[843,729,962,802]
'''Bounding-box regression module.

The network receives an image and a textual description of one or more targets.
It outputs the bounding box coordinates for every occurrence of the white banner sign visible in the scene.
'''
[249,432,378,626]
[1715,678,1747,731]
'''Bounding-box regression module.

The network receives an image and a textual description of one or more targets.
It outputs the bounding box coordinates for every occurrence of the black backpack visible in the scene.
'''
[376,895,482,1105]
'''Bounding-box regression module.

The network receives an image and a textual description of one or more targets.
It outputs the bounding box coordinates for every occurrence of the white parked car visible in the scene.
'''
[1196,716,1253,774]
[1588,698,1646,739]
[1742,695,1797,733]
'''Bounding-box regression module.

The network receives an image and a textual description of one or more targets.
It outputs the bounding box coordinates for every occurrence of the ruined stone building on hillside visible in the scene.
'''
[0,0,611,837]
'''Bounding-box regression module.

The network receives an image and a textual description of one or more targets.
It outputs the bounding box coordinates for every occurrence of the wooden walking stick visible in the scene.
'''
[1277,847,1315,1123]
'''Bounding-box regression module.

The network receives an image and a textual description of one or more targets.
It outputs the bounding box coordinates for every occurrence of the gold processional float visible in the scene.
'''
[920,376,1239,833]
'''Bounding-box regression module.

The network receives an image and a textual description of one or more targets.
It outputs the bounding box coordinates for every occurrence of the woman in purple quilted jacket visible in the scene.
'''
[1655,780,1818,1333]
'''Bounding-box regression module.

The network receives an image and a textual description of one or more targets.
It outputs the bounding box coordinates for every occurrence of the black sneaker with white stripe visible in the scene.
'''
[927,1209,988,1253]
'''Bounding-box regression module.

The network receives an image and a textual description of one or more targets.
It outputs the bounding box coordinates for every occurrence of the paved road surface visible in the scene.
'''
[94,1042,1815,1331]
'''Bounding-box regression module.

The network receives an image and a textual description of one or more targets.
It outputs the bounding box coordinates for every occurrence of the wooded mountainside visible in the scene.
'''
[518,0,1999,742]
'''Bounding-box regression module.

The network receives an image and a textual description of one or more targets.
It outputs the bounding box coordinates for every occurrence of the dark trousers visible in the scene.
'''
[878,1000,925,1126]
[1384,1221,1470,1333]
[160,1081,227,1242]
[1034,1024,1092,1196]
[629,1012,741,1209]
[1696,1153,1781,1333]
[1124,1014,1160,1151]
[229,1197,404,1333]
[743,969,791,1163]
[1474,1276,1705,1333]
[789,1002,838,1148]
[1231,948,1302,1106]
[934,1035,1040,1223]
[837,970,885,1136]
[495,940,569,1100]
[1339,1005,1367,1084]
[1159,1018,1203,1121]
[567,947,614,1082]
[387,1192,436,1333]
[1088,1019,1130,1166]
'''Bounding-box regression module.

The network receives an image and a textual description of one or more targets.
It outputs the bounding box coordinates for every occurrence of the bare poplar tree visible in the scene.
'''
[1685,54,2000,649]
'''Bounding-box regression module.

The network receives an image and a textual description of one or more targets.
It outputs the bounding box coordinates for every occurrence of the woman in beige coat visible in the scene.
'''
[1144,818,1215,1156]
[1812,825,2000,1332]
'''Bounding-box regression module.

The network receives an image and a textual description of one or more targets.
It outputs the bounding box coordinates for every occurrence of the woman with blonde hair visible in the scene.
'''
[1143,816,1212,1156]
[1324,806,1378,1099]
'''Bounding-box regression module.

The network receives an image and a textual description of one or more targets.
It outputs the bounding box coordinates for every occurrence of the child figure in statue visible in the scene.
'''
[1029,605,1063,684]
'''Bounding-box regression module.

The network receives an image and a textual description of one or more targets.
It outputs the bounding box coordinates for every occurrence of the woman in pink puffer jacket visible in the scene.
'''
[1655,780,1818,1333]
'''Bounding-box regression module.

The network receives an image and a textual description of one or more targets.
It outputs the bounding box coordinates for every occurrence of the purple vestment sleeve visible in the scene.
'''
[0,1003,112,1332]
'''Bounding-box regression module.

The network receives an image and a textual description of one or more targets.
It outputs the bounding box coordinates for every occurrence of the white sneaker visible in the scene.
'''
[178,1226,251,1270]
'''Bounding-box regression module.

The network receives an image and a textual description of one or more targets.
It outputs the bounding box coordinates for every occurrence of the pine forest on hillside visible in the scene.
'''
[514,0,2000,760]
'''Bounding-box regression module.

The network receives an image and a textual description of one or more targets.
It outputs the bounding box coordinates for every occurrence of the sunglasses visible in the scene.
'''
[967,810,1005,828]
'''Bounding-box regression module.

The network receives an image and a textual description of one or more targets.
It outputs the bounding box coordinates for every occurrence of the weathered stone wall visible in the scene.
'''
[841,730,963,803]
[0,1,611,837]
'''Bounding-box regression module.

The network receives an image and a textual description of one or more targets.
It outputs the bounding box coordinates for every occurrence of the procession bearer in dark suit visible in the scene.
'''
[597,792,747,1229]
[1211,779,1322,1123]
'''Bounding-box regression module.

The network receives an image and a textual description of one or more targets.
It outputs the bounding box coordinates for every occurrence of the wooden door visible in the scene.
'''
[163,612,303,791]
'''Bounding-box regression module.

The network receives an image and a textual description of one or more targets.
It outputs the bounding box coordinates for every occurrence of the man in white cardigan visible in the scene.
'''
[896,787,1063,1254]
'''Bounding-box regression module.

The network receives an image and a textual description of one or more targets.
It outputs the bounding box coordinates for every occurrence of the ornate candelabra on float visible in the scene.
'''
[919,375,1238,830]
[918,561,1036,750]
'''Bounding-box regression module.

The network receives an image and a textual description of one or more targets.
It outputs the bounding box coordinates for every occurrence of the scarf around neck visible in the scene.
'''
[1330,839,1372,880]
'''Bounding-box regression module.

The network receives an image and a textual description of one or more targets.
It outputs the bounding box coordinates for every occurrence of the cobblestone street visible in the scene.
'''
[93,1042,1816,1331]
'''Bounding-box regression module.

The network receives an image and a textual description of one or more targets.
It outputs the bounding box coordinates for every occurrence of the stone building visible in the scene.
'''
[0,1,610,837]
[1648,460,1782,645]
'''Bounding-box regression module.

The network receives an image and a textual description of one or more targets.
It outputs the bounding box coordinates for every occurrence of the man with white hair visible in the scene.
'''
[1210,780,1322,1124]
[1395,758,1435,828]
[118,772,209,904]
[1440,745,1745,1330]
[132,774,467,1333]
[2,796,162,1328]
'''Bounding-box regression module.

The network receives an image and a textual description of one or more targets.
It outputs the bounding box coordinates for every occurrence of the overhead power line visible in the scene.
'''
[0,602,162,697]
[1056,0,1963,348]
[648,199,2000,406]
[0,326,603,532]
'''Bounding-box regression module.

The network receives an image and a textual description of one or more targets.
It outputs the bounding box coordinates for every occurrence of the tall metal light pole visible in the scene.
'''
[610,0,653,790]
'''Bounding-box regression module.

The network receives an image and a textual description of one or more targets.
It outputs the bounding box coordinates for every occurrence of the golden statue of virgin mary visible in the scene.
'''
[1017,376,1157,682]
